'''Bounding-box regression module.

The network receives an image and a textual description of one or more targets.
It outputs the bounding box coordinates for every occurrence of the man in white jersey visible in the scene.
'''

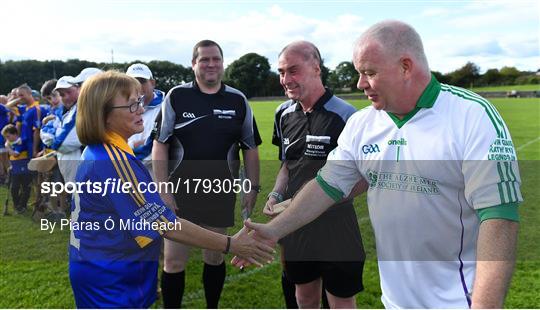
[243,20,521,308]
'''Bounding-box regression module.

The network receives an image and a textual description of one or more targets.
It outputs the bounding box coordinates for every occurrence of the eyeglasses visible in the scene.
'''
[110,95,144,113]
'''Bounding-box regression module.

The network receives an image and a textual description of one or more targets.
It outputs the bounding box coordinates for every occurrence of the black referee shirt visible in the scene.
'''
[155,81,260,162]
[272,89,356,199]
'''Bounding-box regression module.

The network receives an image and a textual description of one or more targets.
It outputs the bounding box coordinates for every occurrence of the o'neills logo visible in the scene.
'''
[388,138,407,146]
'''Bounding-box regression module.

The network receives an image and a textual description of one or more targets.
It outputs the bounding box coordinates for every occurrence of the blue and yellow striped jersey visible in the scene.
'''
[8,138,30,175]
[69,132,177,308]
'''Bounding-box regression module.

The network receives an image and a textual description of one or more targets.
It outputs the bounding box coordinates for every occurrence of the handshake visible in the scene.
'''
[229,199,291,269]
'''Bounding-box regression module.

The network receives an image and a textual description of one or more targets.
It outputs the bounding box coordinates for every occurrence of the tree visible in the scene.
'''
[447,62,480,88]
[480,68,502,86]
[327,61,358,91]
[145,60,193,92]
[320,59,331,87]
[262,72,283,97]
[499,66,521,85]
[431,71,449,84]
[223,53,271,98]
[326,71,340,91]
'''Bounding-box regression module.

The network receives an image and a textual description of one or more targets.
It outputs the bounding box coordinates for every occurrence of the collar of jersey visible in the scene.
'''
[27,101,40,109]
[193,80,226,95]
[294,88,333,112]
[416,74,441,108]
[386,75,441,128]
[146,89,164,108]
[105,131,134,156]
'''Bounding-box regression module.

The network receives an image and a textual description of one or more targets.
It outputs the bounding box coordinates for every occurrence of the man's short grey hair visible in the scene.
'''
[356,20,429,70]
[279,41,322,68]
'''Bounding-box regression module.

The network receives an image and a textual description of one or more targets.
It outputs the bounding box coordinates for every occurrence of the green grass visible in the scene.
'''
[335,84,540,96]
[469,84,540,92]
[1,98,539,308]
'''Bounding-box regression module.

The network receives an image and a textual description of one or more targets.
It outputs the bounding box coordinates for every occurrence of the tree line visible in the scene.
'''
[1,56,538,98]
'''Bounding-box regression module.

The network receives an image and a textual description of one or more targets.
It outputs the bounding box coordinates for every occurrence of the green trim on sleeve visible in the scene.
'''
[476,203,520,223]
[315,172,345,202]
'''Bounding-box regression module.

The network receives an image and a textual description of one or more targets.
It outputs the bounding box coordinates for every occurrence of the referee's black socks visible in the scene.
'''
[281,270,299,308]
[161,270,185,308]
[203,262,226,309]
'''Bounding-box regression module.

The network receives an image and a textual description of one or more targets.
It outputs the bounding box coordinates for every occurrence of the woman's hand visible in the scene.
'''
[229,225,275,267]
[231,220,279,269]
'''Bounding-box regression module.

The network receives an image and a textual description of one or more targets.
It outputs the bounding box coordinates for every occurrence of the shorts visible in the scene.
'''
[280,202,365,262]
[171,161,237,228]
[284,260,365,298]
[174,197,235,228]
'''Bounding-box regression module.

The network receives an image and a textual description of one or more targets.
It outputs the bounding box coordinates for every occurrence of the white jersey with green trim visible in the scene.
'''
[318,79,522,308]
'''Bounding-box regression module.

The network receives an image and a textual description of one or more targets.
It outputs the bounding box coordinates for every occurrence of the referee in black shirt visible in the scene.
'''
[153,40,261,308]
[264,41,365,308]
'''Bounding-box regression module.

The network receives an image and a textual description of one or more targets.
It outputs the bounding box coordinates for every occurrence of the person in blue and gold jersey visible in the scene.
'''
[69,70,273,308]
[2,124,32,214]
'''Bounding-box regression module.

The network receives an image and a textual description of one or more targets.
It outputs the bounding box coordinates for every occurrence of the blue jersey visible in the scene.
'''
[69,132,177,308]
[39,104,51,119]
[17,101,41,157]
[8,138,30,175]
[0,105,10,148]
[51,105,64,118]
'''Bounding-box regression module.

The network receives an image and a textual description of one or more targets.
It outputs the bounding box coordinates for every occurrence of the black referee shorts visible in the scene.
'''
[284,260,365,298]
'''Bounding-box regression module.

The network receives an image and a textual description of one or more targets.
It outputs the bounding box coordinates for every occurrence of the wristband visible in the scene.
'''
[267,191,284,203]
[223,236,231,254]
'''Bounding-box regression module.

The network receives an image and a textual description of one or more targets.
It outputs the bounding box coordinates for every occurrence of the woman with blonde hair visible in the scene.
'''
[69,71,273,308]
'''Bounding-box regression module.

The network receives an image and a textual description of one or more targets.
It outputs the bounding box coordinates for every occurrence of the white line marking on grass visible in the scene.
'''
[517,136,540,151]
[183,260,278,303]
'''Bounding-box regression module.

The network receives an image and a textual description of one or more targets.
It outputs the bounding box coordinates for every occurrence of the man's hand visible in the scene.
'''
[263,198,290,217]
[42,115,56,125]
[230,225,275,267]
[231,219,279,269]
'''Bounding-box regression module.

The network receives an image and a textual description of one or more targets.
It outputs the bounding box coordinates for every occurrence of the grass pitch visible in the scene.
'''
[0,97,538,308]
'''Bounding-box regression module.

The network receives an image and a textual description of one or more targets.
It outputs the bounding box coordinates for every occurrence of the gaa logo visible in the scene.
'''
[362,144,380,154]
[182,112,196,119]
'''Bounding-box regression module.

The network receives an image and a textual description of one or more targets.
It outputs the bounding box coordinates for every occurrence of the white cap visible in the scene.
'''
[70,67,103,85]
[126,63,153,80]
[53,76,75,91]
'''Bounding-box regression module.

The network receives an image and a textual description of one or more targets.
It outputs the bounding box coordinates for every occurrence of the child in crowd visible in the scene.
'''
[2,124,32,214]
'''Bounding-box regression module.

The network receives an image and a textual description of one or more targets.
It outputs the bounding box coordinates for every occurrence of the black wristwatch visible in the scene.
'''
[251,185,261,193]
